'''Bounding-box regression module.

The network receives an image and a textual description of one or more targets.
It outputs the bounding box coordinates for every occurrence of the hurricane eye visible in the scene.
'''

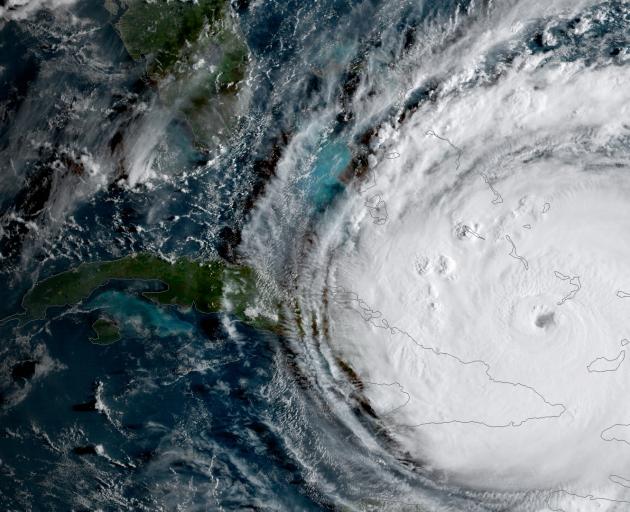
[535,312,555,328]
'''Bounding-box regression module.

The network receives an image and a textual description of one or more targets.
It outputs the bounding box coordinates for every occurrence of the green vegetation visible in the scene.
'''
[114,0,248,87]
[222,266,257,319]
[90,317,121,345]
[222,265,282,333]
[10,253,245,325]
[213,29,249,91]
[116,0,226,75]
[112,0,250,149]
[183,30,249,111]
[2,252,284,343]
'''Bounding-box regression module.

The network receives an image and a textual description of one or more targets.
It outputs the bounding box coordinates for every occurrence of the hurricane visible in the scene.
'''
[2,0,630,510]
[241,0,630,509]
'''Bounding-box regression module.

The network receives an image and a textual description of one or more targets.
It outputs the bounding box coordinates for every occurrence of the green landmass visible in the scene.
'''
[8,253,256,326]
[2,252,284,344]
[213,29,249,91]
[116,0,225,74]
[112,0,250,149]
[90,317,121,345]
[114,0,248,87]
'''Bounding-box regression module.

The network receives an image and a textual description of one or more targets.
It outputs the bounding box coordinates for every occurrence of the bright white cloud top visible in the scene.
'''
[243,0,630,510]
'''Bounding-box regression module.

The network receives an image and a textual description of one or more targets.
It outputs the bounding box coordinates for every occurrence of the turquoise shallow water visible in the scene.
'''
[89,290,195,338]
[309,140,351,210]
[1,0,629,510]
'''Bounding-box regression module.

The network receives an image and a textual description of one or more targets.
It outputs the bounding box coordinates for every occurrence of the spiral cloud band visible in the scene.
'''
[321,41,630,512]
[243,1,630,510]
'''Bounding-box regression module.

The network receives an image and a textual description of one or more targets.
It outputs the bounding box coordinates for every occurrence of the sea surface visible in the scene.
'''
[1,0,630,510]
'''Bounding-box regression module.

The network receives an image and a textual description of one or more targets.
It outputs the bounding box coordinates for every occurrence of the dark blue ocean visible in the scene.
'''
[0,1,438,509]
[1,0,629,510]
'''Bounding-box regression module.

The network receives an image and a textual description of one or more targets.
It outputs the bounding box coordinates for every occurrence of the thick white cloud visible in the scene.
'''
[320,48,630,511]
[0,0,77,22]
[243,0,630,509]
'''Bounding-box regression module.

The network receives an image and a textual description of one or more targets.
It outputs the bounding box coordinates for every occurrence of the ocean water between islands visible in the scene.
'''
[2,0,630,511]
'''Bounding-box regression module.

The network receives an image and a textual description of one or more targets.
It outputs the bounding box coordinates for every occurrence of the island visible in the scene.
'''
[89,317,122,345]
[4,253,279,338]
